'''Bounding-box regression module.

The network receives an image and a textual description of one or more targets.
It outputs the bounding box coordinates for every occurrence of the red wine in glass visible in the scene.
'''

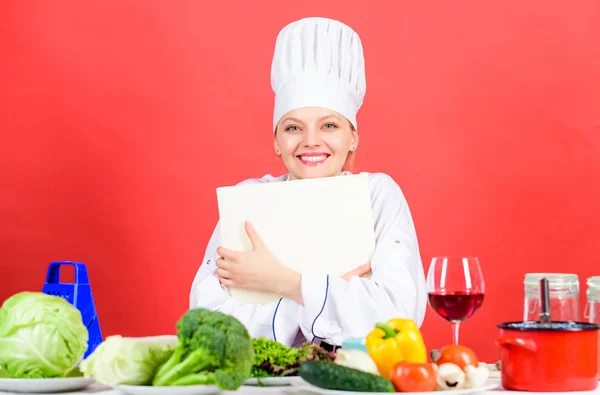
[428,291,484,321]
[427,257,485,344]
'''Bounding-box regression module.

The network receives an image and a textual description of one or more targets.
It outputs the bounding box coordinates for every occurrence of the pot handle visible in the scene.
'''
[495,336,537,352]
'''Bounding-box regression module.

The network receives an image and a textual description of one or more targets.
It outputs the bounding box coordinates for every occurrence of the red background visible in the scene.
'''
[1,0,599,363]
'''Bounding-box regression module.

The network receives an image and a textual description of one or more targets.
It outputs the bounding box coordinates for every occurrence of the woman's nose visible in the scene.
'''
[302,128,322,147]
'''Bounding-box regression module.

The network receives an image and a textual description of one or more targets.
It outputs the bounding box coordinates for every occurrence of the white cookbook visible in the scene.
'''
[216,173,376,304]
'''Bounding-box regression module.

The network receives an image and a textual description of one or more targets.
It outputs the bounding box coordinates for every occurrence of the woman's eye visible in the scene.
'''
[323,123,337,129]
[285,125,300,131]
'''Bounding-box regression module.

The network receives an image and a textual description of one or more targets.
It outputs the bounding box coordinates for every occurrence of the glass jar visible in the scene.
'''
[524,273,579,322]
[584,276,600,380]
[584,276,600,324]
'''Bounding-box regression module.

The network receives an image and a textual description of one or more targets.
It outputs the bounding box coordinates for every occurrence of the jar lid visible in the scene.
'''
[587,276,600,289]
[524,273,579,286]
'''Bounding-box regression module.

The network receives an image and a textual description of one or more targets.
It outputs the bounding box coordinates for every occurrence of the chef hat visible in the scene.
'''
[270,17,366,132]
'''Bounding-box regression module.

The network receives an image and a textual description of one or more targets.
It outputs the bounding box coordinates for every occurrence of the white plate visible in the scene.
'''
[245,376,302,386]
[291,379,500,395]
[0,377,95,393]
[115,384,221,395]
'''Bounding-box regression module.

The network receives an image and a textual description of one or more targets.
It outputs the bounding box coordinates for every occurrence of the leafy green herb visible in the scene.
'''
[251,337,336,378]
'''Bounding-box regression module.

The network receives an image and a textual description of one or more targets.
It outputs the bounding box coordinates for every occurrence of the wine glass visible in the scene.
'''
[426,256,485,344]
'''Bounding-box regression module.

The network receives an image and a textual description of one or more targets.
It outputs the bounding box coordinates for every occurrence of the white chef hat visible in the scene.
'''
[270,17,366,132]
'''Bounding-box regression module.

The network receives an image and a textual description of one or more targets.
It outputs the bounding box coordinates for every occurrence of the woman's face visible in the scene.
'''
[274,107,358,180]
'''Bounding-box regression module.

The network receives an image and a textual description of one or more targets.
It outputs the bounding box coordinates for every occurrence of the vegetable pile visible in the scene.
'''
[0,292,88,379]
[0,291,492,393]
[251,337,335,378]
[81,308,255,390]
[0,291,256,391]
[298,318,491,393]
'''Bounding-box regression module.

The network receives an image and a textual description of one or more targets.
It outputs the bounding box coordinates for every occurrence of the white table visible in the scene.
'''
[1,379,598,395]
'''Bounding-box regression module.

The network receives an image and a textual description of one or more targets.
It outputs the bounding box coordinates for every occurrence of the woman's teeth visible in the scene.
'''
[300,155,327,162]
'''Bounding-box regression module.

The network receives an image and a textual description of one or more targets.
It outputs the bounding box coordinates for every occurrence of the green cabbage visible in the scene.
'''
[79,335,178,385]
[0,291,89,378]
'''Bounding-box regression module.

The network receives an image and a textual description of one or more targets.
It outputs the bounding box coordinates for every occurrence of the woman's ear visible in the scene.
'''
[273,139,281,157]
[350,129,359,152]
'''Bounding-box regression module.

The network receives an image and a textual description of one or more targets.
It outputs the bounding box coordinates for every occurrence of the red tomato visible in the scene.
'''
[431,345,479,370]
[389,361,438,392]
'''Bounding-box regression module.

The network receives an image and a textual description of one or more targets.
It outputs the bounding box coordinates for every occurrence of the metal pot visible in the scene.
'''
[497,277,600,391]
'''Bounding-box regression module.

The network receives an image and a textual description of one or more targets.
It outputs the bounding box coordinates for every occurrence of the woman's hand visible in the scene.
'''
[342,262,372,280]
[216,221,303,304]
[216,221,371,305]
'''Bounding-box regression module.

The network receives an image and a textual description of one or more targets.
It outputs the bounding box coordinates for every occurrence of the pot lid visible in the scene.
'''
[497,321,600,332]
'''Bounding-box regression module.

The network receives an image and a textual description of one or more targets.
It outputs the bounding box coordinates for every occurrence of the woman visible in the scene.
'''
[189,17,427,349]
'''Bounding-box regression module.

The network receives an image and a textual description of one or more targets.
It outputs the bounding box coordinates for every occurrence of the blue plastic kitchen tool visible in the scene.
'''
[341,337,368,353]
[42,261,103,359]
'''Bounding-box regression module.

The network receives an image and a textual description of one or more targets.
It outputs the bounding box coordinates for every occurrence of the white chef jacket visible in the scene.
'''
[189,171,427,347]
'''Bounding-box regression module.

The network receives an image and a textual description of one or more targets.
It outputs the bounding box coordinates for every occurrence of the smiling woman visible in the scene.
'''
[189,17,427,350]
[275,107,358,180]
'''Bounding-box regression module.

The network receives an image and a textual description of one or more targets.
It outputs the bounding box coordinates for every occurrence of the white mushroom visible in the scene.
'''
[464,364,489,388]
[436,363,466,390]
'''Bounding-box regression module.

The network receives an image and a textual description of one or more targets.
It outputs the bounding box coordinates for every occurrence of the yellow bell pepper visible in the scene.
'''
[365,318,427,379]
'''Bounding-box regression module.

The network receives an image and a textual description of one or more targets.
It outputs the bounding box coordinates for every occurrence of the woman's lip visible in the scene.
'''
[297,152,330,156]
[297,153,329,166]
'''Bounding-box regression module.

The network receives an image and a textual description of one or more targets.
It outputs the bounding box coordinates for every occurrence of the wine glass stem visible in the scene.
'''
[452,321,460,344]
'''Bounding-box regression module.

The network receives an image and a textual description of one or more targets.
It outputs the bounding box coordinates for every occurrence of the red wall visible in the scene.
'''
[1,0,599,363]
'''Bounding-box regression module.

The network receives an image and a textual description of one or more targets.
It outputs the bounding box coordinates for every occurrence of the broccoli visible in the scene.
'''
[152,308,254,390]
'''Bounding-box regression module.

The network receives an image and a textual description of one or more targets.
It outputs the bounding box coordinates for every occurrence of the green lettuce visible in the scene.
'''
[79,335,178,385]
[0,292,89,378]
[251,337,336,378]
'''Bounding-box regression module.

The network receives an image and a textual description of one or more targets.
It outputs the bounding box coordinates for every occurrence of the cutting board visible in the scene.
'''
[216,173,376,304]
